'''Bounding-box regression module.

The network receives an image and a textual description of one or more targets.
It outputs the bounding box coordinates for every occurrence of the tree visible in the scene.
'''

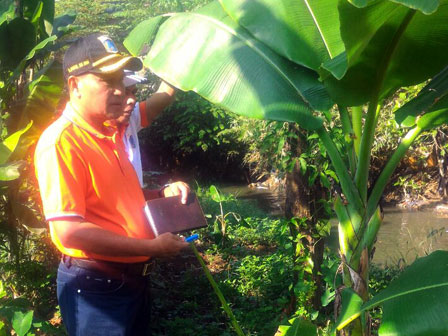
[124,0,448,334]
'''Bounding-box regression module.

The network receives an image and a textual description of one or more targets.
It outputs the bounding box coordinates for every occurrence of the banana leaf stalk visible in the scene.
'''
[190,243,245,336]
[366,126,423,219]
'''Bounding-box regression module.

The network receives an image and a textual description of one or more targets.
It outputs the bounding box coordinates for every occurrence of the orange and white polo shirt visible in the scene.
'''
[34,103,154,263]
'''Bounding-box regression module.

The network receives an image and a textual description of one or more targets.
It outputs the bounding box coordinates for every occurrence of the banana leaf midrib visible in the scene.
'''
[303,0,335,59]
[362,282,448,312]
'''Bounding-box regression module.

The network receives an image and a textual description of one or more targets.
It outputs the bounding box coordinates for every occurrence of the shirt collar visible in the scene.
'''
[62,102,119,140]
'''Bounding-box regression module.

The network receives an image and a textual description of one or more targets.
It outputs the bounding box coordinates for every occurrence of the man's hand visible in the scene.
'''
[161,181,190,204]
[150,232,189,257]
[51,219,189,258]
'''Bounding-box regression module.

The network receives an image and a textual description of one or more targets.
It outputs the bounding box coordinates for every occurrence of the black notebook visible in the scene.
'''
[143,193,208,236]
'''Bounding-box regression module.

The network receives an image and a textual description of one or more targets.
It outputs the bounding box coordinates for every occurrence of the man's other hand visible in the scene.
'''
[162,182,190,204]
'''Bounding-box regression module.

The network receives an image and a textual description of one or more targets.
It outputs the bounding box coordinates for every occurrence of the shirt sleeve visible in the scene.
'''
[128,102,146,133]
[35,134,87,221]
[139,101,149,128]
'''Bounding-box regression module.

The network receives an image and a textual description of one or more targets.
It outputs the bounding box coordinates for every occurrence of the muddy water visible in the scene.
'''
[220,185,286,216]
[367,207,448,266]
[220,185,448,266]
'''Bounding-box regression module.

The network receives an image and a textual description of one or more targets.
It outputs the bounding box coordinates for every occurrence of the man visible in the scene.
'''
[34,33,189,335]
[119,71,176,187]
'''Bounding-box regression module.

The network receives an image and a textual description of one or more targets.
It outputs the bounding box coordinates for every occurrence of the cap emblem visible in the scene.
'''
[97,35,118,53]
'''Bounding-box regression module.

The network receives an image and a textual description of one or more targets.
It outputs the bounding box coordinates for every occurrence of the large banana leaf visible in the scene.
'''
[395,66,448,128]
[38,0,55,37]
[22,60,64,133]
[336,250,448,335]
[0,162,23,181]
[51,12,76,37]
[335,288,363,330]
[349,0,440,14]
[0,17,36,70]
[8,34,57,85]
[0,122,32,165]
[123,15,165,56]
[0,122,32,182]
[324,0,448,106]
[416,98,448,130]
[0,1,14,25]
[275,317,317,336]
[23,0,54,27]
[124,2,333,130]
[219,0,347,79]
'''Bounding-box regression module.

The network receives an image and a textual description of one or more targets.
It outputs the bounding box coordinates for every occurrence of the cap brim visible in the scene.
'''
[96,55,143,74]
[123,73,149,87]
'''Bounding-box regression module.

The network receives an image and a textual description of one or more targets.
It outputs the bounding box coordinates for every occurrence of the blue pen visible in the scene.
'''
[185,234,199,243]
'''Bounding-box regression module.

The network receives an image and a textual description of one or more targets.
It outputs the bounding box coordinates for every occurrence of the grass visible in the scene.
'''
[149,189,294,335]
[0,186,405,336]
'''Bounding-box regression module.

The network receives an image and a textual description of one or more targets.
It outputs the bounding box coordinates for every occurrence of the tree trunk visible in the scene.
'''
[435,129,448,198]
[284,131,328,313]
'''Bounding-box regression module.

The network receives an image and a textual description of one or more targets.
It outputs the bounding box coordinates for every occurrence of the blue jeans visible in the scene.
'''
[57,261,151,336]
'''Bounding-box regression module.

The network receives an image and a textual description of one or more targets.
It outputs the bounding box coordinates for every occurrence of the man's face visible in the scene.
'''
[73,71,125,122]
[116,85,137,125]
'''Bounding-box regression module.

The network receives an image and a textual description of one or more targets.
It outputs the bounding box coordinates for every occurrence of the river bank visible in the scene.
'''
[219,182,448,267]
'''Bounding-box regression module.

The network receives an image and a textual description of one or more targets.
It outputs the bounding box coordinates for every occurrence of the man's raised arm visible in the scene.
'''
[145,81,176,125]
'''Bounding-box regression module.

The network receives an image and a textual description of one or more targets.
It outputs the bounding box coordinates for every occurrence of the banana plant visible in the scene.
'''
[124,0,448,334]
[0,0,75,271]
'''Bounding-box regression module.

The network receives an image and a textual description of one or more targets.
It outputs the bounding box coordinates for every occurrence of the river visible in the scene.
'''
[221,185,448,266]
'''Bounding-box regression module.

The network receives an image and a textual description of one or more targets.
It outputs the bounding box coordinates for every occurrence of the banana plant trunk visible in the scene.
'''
[337,216,377,336]
[318,103,423,335]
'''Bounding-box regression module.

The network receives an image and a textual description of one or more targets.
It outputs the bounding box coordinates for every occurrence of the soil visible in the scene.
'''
[148,243,231,335]
[382,168,448,211]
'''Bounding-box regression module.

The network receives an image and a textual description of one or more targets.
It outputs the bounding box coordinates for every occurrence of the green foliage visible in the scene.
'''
[0,0,72,133]
[337,251,448,335]
[206,185,240,243]
[276,317,317,336]
[149,188,292,335]
[0,2,71,334]
[125,2,331,130]
[395,66,448,130]
[371,85,423,155]
[325,1,448,107]
[0,225,63,334]
[348,0,440,14]
[140,91,247,181]
[154,186,408,335]
[190,243,245,336]
[126,0,448,334]
[55,0,211,42]
[239,120,293,177]
[393,175,424,199]
[220,0,345,78]
[369,265,402,297]
[224,252,291,300]
[238,114,344,197]
[0,293,64,335]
